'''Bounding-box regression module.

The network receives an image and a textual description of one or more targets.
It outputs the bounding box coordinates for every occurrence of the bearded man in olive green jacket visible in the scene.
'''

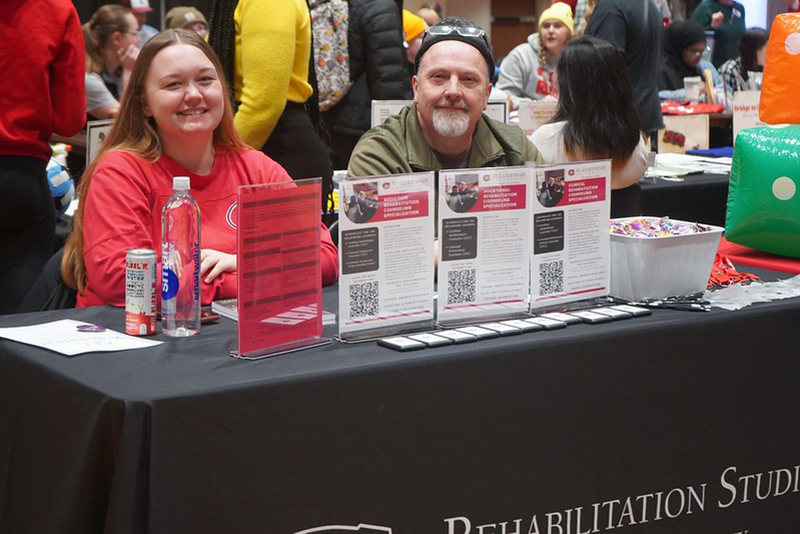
[348,17,543,177]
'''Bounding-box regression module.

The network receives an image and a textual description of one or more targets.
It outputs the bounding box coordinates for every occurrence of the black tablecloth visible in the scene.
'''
[2,282,800,534]
[614,173,730,227]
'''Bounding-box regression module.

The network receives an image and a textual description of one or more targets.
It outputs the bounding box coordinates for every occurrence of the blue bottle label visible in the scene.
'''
[162,267,179,301]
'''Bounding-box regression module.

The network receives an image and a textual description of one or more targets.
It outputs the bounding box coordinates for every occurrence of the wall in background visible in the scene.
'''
[404,0,491,35]
[402,0,494,57]
[740,0,767,28]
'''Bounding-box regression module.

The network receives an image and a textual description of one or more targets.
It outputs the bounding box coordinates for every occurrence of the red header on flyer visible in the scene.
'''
[562,177,606,206]
[372,191,429,222]
[475,184,527,212]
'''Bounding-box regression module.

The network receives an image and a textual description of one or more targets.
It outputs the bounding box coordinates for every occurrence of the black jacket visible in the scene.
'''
[322,0,411,139]
[586,0,665,133]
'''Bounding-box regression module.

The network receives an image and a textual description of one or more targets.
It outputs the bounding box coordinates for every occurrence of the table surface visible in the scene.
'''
[2,279,799,534]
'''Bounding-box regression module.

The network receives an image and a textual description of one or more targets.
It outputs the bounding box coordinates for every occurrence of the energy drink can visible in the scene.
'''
[125,248,158,335]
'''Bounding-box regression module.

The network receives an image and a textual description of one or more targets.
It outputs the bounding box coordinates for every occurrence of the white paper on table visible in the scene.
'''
[655,153,731,175]
[652,164,691,178]
[702,156,732,166]
[0,319,163,356]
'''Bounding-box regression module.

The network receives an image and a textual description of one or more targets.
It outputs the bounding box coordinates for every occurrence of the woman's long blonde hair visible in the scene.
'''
[62,29,247,293]
[83,4,131,74]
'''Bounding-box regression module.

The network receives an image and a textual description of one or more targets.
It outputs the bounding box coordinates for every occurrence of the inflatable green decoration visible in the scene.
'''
[725,124,800,258]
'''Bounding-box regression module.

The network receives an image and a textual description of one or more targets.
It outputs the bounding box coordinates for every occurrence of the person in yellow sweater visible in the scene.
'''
[208,0,333,212]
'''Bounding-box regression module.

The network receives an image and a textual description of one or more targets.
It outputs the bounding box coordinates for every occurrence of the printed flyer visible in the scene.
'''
[339,172,435,338]
[732,90,764,141]
[438,166,531,324]
[517,100,559,137]
[530,161,611,309]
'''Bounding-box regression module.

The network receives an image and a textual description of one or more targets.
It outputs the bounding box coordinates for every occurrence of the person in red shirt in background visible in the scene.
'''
[62,30,338,308]
[0,0,85,314]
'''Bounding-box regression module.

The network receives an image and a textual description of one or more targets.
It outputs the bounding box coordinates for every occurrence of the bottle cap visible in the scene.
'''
[173,176,190,191]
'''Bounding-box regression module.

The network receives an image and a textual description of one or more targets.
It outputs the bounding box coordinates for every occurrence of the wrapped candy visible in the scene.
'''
[609,217,710,238]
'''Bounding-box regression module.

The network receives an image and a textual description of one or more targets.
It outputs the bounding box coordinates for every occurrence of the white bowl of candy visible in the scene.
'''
[609,217,724,301]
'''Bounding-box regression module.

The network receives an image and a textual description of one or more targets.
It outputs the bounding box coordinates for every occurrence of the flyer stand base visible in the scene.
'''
[530,297,609,315]
[337,321,435,343]
[231,337,332,360]
[436,311,531,329]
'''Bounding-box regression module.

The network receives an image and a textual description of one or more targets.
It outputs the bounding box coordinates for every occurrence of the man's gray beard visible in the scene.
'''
[432,108,470,138]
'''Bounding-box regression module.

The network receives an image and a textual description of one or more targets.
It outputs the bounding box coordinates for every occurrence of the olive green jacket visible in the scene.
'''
[347,104,543,176]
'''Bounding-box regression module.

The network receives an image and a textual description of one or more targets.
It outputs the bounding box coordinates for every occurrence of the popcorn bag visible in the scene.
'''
[759,13,800,124]
[726,125,800,258]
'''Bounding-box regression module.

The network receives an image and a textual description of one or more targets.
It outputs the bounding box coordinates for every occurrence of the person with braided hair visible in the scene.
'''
[208,0,333,213]
[496,2,573,111]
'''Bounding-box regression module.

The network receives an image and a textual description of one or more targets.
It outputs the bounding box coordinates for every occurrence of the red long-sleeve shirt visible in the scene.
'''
[77,149,338,307]
[0,0,86,160]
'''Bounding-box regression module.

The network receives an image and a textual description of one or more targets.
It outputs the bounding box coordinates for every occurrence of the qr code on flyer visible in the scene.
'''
[349,281,379,319]
[539,260,564,295]
[447,268,476,305]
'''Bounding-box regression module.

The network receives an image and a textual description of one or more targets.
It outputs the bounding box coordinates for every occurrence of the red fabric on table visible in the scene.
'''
[718,237,800,274]
[660,101,725,115]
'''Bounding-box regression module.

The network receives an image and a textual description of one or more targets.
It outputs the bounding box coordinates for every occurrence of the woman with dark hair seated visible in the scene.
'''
[529,35,647,191]
[659,20,707,91]
[718,28,768,92]
[62,30,338,307]
[658,20,724,97]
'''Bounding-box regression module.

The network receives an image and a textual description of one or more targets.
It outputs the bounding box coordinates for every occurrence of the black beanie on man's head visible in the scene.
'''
[414,17,495,82]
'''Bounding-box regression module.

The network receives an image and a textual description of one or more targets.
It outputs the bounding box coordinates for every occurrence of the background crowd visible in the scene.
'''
[0,0,793,314]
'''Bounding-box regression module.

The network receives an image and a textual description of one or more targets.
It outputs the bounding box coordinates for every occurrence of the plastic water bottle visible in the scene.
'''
[161,176,201,337]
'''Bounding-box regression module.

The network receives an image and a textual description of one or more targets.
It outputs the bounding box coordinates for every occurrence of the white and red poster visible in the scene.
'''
[530,161,611,309]
[517,100,559,137]
[437,166,531,324]
[339,172,435,338]
[733,90,765,141]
